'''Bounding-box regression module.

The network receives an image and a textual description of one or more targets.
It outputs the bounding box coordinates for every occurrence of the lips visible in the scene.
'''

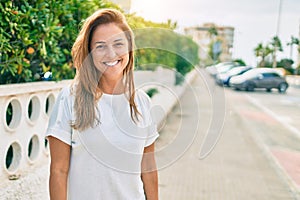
[103,60,120,67]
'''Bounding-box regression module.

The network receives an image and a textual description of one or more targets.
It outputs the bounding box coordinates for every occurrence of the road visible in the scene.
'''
[227,84,300,194]
[156,69,300,199]
[240,86,300,140]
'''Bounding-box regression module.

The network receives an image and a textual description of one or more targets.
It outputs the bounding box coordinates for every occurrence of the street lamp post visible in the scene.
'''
[276,0,282,36]
[273,0,283,68]
[297,19,300,74]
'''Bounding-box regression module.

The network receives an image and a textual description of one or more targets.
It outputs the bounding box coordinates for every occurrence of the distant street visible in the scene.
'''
[156,68,300,199]
[238,85,300,140]
[227,83,300,194]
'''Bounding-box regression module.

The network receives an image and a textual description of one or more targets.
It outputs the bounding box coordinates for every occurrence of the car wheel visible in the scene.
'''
[266,88,271,92]
[278,83,288,93]
[245,82,254,91]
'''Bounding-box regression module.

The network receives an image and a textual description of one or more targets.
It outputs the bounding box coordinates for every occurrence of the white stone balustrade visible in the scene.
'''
[0,80,72,180]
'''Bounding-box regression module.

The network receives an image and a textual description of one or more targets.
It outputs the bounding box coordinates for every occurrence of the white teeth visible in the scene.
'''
[104,60,119,66]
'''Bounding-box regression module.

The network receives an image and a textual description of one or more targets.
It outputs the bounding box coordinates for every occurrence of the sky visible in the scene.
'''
[130,0,300,66]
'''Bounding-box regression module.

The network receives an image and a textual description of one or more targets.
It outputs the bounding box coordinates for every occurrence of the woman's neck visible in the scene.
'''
[99,77,125,94]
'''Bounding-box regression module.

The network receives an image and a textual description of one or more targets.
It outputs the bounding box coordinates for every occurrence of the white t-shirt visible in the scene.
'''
[46,86,159,200]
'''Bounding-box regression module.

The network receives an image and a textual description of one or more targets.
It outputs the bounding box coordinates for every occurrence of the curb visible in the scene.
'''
[149,69,198,130]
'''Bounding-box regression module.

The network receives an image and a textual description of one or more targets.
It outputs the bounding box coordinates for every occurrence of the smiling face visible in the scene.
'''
[90,23,130,82]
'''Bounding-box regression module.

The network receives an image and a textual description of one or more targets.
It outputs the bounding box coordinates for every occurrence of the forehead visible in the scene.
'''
[91,23,127,42]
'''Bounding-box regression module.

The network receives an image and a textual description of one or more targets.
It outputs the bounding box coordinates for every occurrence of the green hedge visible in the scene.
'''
[0,0,199,84]
[134,28,199,84]
[0,0,117,84]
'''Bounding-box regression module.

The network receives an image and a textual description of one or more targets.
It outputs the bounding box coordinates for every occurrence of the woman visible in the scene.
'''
[46,9,159,200]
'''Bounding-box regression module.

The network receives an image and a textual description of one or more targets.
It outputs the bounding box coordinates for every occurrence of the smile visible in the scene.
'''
[103,60,120,67]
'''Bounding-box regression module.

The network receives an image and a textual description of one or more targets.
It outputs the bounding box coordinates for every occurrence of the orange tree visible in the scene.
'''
[0,1,199,84]
[0,0,117,84]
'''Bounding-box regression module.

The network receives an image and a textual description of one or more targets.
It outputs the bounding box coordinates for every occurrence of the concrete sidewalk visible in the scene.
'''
[156,70,298,200]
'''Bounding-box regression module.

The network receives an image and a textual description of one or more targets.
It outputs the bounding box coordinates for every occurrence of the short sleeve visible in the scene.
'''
[135,90,159,147]
[45,86,73,145]
[144,124,159,147]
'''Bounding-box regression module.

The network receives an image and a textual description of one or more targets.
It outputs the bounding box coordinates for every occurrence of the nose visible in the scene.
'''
[106,45,117,59]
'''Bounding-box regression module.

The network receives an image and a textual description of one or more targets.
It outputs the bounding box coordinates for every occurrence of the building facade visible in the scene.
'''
[185,23,234,63]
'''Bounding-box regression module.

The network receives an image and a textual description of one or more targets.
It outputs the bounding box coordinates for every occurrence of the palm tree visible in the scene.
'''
[254,43,271,67]
[167,19,178,30]
[287,35,299,59]
[269,36,283,68]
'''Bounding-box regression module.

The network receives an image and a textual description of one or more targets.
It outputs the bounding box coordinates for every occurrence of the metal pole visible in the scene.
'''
[273,0,283,68]
[276,0,282,36]
[297,19,300,74]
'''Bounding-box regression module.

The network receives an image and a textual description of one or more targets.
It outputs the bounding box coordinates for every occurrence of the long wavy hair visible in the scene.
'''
[71,9,139,131]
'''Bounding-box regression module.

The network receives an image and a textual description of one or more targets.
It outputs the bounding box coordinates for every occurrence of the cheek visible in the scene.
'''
[122,53,130,66]
[91,54,105,72]
[91,52,103,65]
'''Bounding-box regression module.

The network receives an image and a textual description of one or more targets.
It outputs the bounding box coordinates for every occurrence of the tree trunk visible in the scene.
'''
[272,52,277,68]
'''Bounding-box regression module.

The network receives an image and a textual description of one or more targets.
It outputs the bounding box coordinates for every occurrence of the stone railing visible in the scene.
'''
[0,80,72,199]
[0,68,197,199]
[0,80,72,178]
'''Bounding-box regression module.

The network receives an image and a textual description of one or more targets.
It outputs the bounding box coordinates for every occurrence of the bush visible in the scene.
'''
[277,58,294,74]
[0,1,199,84]
[233,58,246,66]
[134,27,199,84]
[0,0,116,84]
[146,88,159,98]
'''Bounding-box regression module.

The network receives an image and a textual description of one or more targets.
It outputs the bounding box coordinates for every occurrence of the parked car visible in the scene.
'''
[206,62,239,76]
[229,68,289,93]
[215,66,253,86]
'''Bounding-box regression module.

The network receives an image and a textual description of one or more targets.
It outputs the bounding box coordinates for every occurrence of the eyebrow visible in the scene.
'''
[95,38,124,44]
[95,41,105,44]
[113,38,124,42]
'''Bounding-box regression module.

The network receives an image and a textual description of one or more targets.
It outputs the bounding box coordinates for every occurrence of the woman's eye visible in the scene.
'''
[115,43,124,47]
[96,45,106,49]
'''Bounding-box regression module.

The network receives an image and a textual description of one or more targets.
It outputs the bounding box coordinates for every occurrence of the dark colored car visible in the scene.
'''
[229,68,289,93]
[215,66,253,86]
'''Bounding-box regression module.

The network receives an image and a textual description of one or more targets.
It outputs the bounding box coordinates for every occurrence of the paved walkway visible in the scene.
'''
[156,71,298,200]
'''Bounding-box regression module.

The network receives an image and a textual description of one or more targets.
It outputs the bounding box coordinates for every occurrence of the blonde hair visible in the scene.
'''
[71,9,139,131]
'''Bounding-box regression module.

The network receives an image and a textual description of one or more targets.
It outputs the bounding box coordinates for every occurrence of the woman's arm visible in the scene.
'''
[141,142,158,200]
[48,136,71,200]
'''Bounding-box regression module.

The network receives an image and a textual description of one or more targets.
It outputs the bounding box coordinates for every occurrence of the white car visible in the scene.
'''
[206,62,239,76]
[215,66,253,86]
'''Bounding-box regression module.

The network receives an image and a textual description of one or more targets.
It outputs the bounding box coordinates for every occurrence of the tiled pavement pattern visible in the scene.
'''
[156,72,298,200]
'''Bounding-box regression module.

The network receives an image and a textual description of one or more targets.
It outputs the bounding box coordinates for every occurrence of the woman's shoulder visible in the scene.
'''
[134,89,152,107]
[135,89,150,100]
[57,84,75,101]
